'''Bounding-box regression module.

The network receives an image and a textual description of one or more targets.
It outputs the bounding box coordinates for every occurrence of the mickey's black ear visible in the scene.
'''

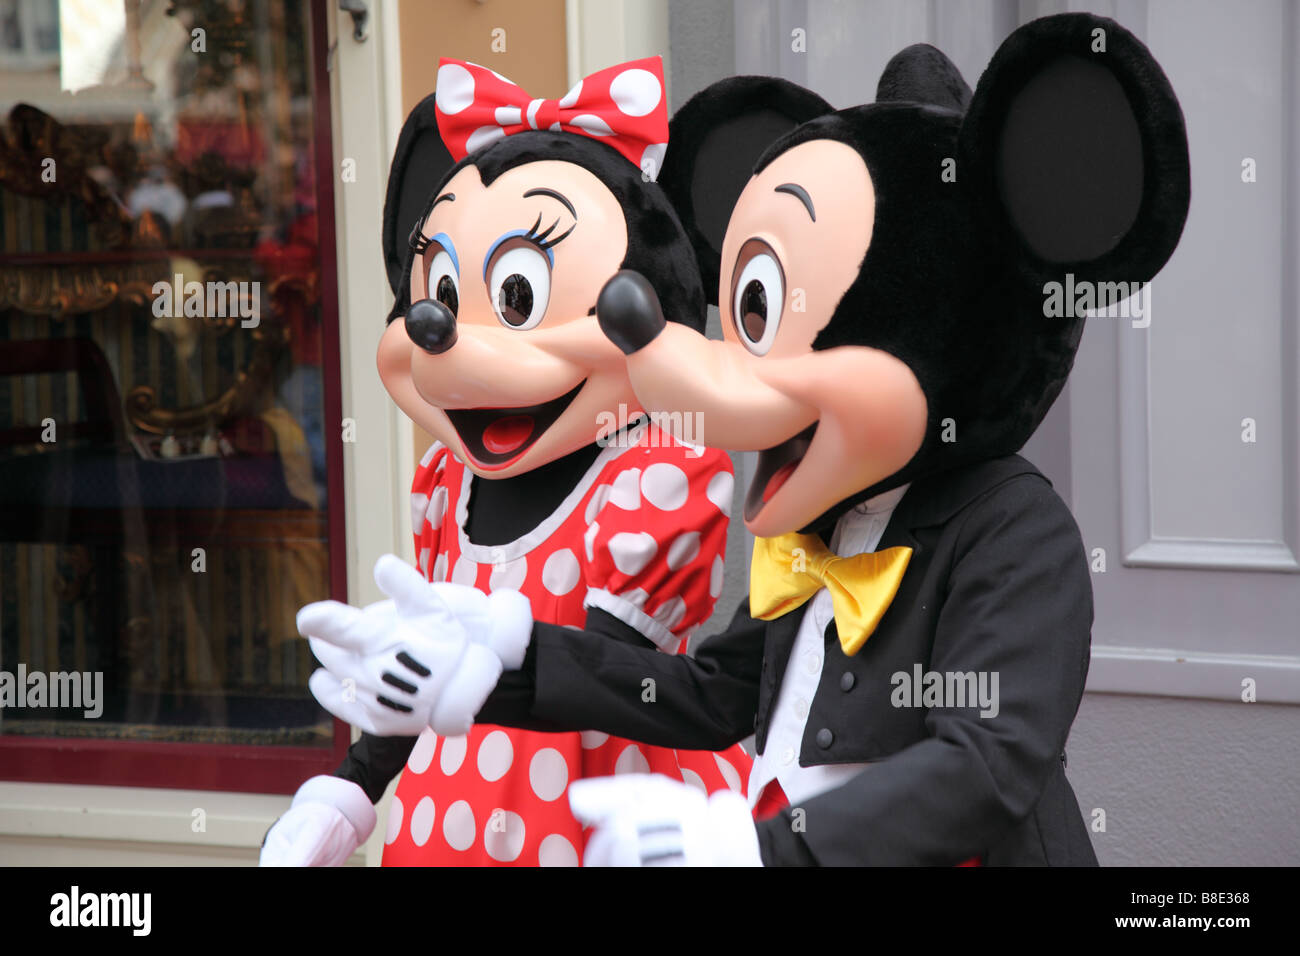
[959,13,1190,286]
[659,77,832,304]
[877,44,971,112]
[383,92,456,318]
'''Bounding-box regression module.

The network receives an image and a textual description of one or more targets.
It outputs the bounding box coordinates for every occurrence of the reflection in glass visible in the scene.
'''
[0,0,334,751]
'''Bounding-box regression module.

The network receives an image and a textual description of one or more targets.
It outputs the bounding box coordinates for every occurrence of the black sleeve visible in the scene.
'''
[333,733,418,804]
[478,601,764,751]
[756,476,1093,866]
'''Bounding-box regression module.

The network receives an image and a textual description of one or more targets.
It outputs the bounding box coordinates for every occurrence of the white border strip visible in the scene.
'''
[1088,645,1300,703]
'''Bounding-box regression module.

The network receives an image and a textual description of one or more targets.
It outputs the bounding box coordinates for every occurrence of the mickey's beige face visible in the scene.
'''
[617,139,929,535]
[378,159,638,477]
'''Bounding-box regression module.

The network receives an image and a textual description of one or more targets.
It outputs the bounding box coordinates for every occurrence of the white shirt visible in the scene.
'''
[747,483,910,809]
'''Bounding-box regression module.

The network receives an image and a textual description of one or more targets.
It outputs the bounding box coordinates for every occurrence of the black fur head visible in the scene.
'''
[382,93,706,332]
[659,13,1190,527]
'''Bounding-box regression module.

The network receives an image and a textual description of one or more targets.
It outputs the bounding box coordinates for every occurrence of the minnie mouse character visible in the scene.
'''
[307,13,1191,866]
[260,57,788,867]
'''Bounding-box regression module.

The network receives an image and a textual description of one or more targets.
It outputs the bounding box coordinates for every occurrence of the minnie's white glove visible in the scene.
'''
[299,555,531,736]
[258,775,376,867]
[568,774,762,867]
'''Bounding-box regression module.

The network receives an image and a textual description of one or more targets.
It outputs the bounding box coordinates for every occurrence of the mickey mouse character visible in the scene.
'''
[260,57,767,867]
[305,12,1191,866]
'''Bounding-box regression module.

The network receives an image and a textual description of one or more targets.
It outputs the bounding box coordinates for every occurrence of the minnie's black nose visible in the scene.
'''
[405,298,458,354]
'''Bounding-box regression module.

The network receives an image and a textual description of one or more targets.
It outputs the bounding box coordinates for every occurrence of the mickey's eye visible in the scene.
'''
[730,239,785,356]
[487,239,551,330]
[424,247,459,318]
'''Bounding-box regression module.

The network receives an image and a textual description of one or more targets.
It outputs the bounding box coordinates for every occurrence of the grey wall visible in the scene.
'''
[1069,694,1300,866]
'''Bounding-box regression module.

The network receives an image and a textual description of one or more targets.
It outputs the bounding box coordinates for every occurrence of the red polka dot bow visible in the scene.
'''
[434,57,669,180]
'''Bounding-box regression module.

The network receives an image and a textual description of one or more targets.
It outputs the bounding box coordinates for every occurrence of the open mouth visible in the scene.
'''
[744,423,818,522]
[445,380,586,471]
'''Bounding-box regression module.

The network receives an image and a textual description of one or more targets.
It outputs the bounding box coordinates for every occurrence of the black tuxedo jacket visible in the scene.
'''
[481,454,1098,866]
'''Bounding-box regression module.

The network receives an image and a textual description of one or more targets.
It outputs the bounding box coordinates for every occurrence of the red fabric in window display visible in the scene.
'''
[382,424,753,866]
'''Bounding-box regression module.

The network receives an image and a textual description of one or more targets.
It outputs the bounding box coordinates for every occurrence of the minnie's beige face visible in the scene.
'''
[617,139,928,536]
[378,159,636,477]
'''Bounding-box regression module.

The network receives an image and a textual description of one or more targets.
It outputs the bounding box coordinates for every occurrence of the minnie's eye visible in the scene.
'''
[731,239,785,355]
[425,248,459,317]
[488,241,551,330]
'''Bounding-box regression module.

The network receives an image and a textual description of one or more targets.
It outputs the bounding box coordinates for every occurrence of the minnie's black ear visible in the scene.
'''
[383,92,456,318]
[659,77,832,304]
[959,13,1190,286]
[877,43,971,112]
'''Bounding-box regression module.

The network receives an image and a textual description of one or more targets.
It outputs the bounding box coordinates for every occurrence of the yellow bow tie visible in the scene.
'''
[749,532,912,656]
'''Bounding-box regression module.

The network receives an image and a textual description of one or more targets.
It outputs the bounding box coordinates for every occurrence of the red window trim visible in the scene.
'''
[0,0,351,795]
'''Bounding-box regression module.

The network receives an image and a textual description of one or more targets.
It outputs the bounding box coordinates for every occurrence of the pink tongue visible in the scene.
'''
[762,461,798,502]
[482,415,535,455]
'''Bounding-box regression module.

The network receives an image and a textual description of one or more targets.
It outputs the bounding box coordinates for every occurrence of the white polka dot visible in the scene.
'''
[542,549,580,597]
[706,471,734,514]
[557,79,582,108]
[442,800,476,851]
[710,554,724,598]
[417,547,431,577]
[538,833,579,867]
[419,441,442,468]
[410,493,429,533]
[436,63,475,115]
[432,552,449,583]
[569,113,613,136]
[483,810,526,862]
[425,486,448,528]
[477,730,514,781]
[451,554,478,586]
[608,531,657,575]
[680,768,707,793]
[639,143,667,181]
[525,98,544,129]
[714,753,743,792]
[610,68,662,116]
[584,483,612,524]
[651,596,686,632]
[440,734,468,774]
[529,748,569,802]
[494,105,522,126]
[666,531,700,570]
[466,124,507,153]
[584,521,600,563]
[615,744,650,775]
[409,796,436,846]
[641,462,689,511]
[489,555,527,591]
[608,468,641,510]
[407,728,437,774]
[620,587,649,609]
[580,730,609,749]
[385,795,403,845]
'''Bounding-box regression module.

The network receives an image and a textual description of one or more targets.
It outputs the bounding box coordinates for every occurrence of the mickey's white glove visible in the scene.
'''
[568,774,762,867]
[259,775,376,867]
[299,555,532,736]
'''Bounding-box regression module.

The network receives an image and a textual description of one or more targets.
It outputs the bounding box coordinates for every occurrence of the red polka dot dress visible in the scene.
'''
[382,422,752,866]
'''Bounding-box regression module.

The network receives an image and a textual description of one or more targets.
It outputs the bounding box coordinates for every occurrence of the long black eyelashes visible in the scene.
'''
[522,212,575,251]
[409,217,431,255]
[408,211,575,257]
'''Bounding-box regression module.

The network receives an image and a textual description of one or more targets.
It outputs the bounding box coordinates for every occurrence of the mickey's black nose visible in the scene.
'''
[597,270,666,355]
[405,298,458,354]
